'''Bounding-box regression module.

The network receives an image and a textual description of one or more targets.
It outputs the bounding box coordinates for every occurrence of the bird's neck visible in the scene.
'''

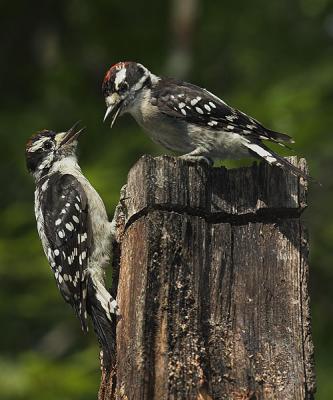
[34,155,81,183]
[50,155,82,177]
[123,72,160,113]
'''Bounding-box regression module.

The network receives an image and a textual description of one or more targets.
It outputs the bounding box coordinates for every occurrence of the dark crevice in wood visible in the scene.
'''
[124,203,305,233]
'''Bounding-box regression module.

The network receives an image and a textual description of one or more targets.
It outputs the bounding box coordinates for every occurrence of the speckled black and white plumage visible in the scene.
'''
[26,126,118,367]
[35,173,91,330]
[103,62,308,179]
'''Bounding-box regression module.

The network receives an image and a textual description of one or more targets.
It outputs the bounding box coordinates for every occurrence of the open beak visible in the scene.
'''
[59,122,85,146]
[103,101,122,128]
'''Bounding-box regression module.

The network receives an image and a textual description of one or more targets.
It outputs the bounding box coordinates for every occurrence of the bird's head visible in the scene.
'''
[25,122,84,180]
[102,61,152,127]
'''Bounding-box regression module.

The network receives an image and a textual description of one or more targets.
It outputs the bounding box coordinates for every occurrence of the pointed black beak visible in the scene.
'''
[60,122,85,146]
[103,101,123,128]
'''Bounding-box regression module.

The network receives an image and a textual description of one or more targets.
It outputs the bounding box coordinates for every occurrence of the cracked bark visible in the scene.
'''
[99,155,315,400]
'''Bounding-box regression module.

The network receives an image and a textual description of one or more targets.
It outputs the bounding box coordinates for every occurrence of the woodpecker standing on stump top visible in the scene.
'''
[102,61,308,179]
[26,123,119,368]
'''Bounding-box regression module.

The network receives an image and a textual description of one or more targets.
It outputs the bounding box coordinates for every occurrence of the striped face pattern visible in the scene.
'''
[25,130,57,174]
[102,61,150,102]
[102,62,152,127]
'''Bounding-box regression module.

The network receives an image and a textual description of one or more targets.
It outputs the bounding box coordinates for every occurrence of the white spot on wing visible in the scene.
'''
[66,222,74,231]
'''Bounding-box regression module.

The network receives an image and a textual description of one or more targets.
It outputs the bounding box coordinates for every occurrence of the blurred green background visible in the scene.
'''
[1,0,332,398]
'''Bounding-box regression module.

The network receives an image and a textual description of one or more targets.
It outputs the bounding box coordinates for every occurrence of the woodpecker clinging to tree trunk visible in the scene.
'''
[102,61,308,179]
[26,123,119,368]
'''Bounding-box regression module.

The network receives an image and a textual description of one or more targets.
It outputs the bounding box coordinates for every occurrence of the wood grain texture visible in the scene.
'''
[123,156,307,224]
[99,156,315,400]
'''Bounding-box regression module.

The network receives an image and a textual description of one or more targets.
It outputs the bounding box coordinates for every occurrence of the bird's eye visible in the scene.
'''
[118,82,128,94]
[44,141,53,150]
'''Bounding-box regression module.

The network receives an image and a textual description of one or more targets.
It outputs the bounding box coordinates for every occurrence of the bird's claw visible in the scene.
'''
[180,154,214,166]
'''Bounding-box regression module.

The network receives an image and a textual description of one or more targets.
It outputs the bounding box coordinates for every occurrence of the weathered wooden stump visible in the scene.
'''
[100,155,315,400]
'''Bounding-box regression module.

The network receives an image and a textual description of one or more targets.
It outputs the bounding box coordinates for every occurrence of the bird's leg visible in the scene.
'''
[180,149,214,166]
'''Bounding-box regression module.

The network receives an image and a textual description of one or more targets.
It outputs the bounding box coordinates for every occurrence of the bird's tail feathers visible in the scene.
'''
[78,278,89,333]
[243,140,311,181]
[62,278,88,333]
[87,276,117,370]
[266,128,295,144]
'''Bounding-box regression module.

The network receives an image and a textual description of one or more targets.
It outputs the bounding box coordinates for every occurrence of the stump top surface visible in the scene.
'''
[123,155,307,224]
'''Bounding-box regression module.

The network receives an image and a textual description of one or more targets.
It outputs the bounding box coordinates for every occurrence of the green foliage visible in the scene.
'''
[1,0,333,398]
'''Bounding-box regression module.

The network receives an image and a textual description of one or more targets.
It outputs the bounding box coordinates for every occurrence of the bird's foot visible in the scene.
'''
[180,154,214,166]
[109,297,120,316]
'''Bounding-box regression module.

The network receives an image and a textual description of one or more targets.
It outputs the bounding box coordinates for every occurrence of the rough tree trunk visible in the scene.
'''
[100,155,316,400]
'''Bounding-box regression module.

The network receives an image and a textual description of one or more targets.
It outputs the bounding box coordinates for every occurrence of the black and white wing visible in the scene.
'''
[153,78,294,145]
[152,79,312,179]
[40,173,92,332]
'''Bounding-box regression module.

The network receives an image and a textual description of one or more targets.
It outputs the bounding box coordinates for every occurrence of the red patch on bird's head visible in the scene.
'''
[103,68,113,84]
[103,61,132,84]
